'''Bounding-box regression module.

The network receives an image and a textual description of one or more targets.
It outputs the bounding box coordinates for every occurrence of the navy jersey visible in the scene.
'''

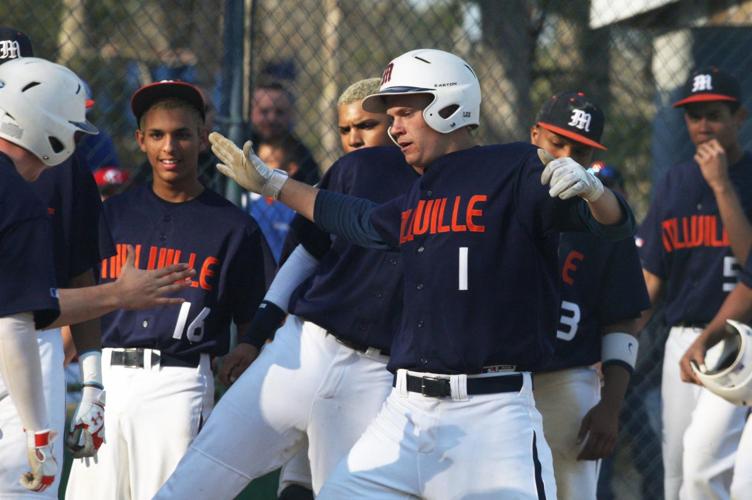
[542,233,650,372]
[638,153,752,326]
[31,148,115,287]
[0,154,59,328]
[332,142,634,374]
[98,186,274,357]
[289,147,418,351]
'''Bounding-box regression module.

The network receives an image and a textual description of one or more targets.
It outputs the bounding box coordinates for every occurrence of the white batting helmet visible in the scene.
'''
[0,57,97,166]
[693,319,752,406]
[362,49,481,134]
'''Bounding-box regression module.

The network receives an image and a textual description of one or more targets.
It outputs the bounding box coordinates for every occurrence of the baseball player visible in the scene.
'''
[63,80,274,500]
[529,91,650,500]
[0,55,194,498]
[154,77,410,500]
[274,76,392,500]
[0,55,78,495]
[0,30,198,500]
[210,48,636,499]
[637,66,752,499]
[676,112,752,499]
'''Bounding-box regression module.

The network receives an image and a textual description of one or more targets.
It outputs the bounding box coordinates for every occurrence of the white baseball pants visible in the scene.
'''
[65,349,214,500]
[662,326,748,500]
[318,370,556,499]
[0,328,65,499]
[154,315,393,499]
[534,366,601,500]
[278,439,313,494]
[730,413,752,499]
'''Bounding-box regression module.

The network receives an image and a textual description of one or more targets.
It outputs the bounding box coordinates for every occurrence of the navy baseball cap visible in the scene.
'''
[536,91,606,150]
[131,80,205,123]
[673,67,741,108]
[0,27,33,64]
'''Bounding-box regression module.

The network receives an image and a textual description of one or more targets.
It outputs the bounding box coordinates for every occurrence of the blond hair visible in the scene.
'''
[337,77,382,107]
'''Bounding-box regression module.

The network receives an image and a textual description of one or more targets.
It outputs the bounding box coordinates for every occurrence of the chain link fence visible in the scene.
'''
[4,1,752,498]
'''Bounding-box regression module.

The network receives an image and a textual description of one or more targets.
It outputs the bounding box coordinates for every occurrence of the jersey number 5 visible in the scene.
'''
[172,302,211,342]
[557,300,581,341]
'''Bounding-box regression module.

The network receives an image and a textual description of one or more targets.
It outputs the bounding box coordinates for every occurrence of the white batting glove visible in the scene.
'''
[540,156,604,202]
[210,132,288,199]
[66,385,105,460]
[20,429,57,492]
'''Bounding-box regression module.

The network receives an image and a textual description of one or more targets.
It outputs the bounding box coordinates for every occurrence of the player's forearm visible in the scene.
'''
[586,189,624,226]
[0,314,50,432]
[700,282,752,347]
[600,363,630,412]
[264,245,320,312]
[50,282,120,329]
[278,179,319,221]
[713,183,752,263]
[600,320,638,408]
[313,190,390,249]
[66,269,102,352]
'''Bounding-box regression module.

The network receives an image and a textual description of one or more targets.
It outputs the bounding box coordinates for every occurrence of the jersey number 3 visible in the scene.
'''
[557,300,581,341]
[172,302,211,342]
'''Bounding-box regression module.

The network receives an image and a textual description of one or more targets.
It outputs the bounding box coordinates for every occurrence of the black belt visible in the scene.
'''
[674,322,707,329]
[333,335,390,356]
[109,348,201,368]
[397,372,524,398]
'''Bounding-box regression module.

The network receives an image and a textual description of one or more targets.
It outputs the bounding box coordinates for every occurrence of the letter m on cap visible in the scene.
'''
[692,74,713,93]
[381,63,394,86]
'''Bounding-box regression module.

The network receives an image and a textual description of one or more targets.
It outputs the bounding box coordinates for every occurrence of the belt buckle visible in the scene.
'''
[420,376,449,398]
[118,348,142,368]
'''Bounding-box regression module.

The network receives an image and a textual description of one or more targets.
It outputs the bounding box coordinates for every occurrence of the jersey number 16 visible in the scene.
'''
[172,302,211,343]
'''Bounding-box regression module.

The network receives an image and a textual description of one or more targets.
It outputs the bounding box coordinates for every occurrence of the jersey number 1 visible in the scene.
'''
[172,302,211,342]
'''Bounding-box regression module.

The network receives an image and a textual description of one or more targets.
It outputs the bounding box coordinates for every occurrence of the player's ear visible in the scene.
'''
[530,125,540,144]
[135,129,147,153]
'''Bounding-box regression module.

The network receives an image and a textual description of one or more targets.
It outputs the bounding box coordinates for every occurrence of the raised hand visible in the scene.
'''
[210,132,288,198]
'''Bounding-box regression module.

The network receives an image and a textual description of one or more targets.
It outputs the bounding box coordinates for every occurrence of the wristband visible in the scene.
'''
[262,169,289,199]
[601,332,638,374]
[240,301,287,350]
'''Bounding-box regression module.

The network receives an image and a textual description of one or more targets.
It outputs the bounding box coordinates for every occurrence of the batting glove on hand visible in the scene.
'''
[20,429,57,492]
[210,132,288,199]
[66,385,105,460]
[540,155,604,202]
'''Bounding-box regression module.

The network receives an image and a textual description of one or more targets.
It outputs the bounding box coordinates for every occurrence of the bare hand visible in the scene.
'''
[218,343,259,387]
[680,336,710,385]
[114,245,195,310]
[695,139,731,192]
[576,401,619,460]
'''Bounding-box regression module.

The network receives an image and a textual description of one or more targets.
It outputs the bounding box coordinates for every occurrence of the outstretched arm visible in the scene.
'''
[49,246,194,329]
[211,132,390,249]
[538,149,627,227]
